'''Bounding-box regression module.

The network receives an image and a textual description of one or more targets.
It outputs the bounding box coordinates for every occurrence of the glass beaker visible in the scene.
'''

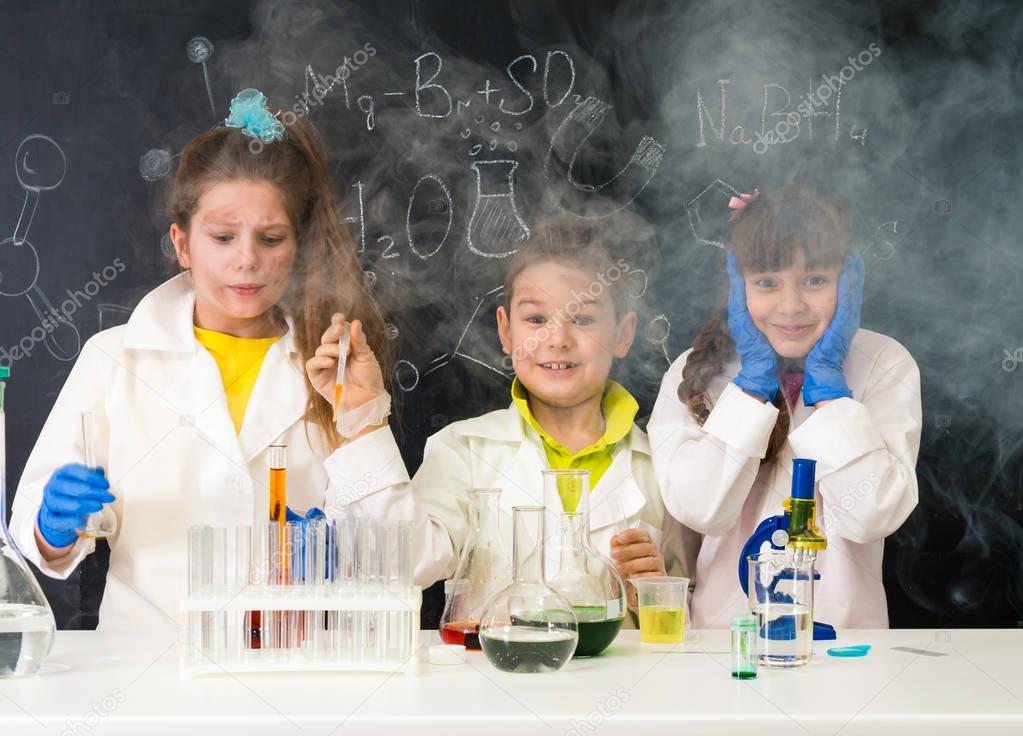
[439,488,510,649]
[543,470,625,657]
[748,550,814,668]
[0,367,56,677]
[479,506,577,673]
[77,411,117,539]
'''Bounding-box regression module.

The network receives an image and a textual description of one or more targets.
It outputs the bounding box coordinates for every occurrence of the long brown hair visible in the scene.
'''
[169,108,392,450]
[678,183,851,463]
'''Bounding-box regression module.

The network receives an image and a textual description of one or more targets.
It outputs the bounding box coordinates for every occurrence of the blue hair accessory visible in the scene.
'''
[225,88,286,142]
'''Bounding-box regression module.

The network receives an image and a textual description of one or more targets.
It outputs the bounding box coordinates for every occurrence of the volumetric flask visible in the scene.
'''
[0,367,56,677]
[439,488,510,649]
[543,470,625,657]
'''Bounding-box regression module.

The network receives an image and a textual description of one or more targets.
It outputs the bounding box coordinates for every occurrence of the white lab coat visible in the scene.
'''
[9,272,411,631]
[647,329,921,630]
[343,405,700,625]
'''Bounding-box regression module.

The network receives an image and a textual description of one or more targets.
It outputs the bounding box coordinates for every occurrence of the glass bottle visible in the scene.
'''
[731,613,757,679]
[77,411,117,539]
[0,366,56,677]
[543,470,626,657]
[479,506,578,673]
[439,488,509,649]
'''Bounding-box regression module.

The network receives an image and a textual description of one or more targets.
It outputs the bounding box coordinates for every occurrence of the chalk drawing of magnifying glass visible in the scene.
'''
[14,135,67,247]
[645,313,672,365]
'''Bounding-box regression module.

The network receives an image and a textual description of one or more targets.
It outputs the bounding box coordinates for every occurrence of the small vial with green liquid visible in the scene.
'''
[731,614,757,679]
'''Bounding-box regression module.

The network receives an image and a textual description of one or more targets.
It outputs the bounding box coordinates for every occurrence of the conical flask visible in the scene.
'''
[543,470,626,657]
[479,505,577,673]
[465,160,531,258]
[0,367,56,677]
[439,488,510,649]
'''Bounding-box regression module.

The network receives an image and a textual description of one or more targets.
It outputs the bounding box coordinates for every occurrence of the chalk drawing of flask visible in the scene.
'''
[465,160,530,259]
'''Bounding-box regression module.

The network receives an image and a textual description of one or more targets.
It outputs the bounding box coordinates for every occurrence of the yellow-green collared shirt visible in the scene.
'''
[511,377,639,489]
[193,326,280,434]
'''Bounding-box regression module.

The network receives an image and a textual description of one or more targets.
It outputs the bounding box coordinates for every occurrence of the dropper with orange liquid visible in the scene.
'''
[333,322,350,428]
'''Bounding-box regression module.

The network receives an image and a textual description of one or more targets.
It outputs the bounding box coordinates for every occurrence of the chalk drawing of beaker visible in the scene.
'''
[466,160,530,259]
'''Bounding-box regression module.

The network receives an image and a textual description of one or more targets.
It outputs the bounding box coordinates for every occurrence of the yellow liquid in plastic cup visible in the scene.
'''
[638,606,685,644]
[633,576,688,646]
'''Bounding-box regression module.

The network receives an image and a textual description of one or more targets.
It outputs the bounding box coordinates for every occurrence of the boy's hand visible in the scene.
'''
[611,528,666,609]
[306,313,386,413]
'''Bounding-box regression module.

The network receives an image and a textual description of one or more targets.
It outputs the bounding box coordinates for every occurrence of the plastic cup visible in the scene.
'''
[633,576,688,646]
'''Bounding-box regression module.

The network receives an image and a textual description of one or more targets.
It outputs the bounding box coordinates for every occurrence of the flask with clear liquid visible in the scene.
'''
[479,505,578,673]
[0,366,57,677]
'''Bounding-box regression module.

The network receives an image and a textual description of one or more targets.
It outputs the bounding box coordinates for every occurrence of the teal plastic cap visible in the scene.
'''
[0,366,9,379]
[731,614,757,631]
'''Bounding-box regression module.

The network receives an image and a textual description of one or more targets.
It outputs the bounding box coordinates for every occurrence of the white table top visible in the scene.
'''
[1,628,1022,735]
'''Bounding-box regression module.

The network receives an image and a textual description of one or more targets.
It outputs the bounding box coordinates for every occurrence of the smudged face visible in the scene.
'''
[170,179,297,337]
[743,249,839,359]
[496,261,636,410]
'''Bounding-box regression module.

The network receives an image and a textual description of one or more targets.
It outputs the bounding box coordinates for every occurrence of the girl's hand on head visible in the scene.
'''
[726,251,779,402]
[803,249,864,406]
[611,528,667,609]
[305,313,386,411]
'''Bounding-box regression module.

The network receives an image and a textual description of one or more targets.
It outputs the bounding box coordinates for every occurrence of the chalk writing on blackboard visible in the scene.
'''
[6,135,81,362]
[465,160,530,259]
[544,96,666,218]
[685,178,741,249]
[645,313,672,365]
[186,36,217,117]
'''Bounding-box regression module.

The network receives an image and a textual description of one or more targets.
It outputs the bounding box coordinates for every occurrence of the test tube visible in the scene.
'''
[267,521,280,654]
[354,518,374,662]
[395,521,415,662]
[249,521,268,655]
[210,527,228,662]
[187,526,207,664]
[230,526,251,662]
[309,518,326,658]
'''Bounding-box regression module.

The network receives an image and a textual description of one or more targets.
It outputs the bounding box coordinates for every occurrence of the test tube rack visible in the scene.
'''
[182,519,420,675]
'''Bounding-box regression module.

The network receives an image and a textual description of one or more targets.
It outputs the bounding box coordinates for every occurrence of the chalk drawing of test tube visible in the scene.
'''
[4,135,81,361]
[544,96,666,218]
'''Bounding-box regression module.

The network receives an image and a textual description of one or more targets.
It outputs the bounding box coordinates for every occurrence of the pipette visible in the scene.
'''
[333,321,351,425]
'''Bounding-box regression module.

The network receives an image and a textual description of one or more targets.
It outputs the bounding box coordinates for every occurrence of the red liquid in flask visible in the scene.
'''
[441,621,481,649]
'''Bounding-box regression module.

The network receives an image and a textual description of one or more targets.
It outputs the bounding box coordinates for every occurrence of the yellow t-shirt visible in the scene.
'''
[193,326,280,434]
[511,377,639,489]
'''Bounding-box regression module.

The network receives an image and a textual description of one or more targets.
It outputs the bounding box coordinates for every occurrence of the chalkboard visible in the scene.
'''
[2,0,1021,630]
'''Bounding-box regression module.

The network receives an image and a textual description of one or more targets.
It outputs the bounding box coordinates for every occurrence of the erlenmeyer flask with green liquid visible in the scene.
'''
[0,367,57,677]
[543,470,626,657]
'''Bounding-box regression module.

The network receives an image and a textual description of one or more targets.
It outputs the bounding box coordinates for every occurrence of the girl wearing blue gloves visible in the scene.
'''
[648,184,922,629]
[10,90,408,630]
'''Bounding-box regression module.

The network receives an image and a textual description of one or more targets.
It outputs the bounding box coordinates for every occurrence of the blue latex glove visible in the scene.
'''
[283,506,327,582]
[726,251,779,402]
[37,464,115,548]
[803,249,864,406]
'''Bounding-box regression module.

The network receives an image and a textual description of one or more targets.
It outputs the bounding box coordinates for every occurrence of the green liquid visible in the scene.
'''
[574,616,624,657]
[480,627,578,673]
[732,669,757,679]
